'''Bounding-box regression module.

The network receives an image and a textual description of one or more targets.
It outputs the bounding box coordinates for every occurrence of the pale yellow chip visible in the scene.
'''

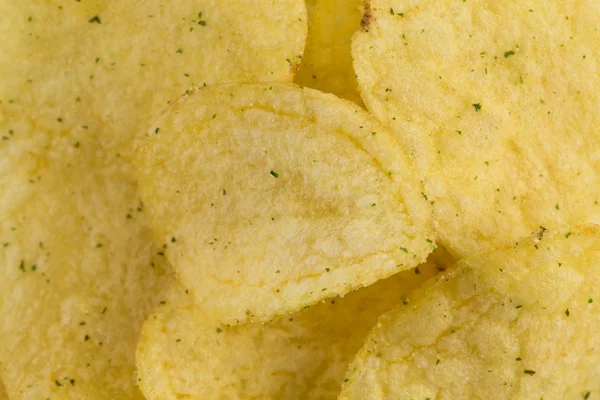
[353,0,600,258]
[0,0,306,158]
[340,226,600,399]
[0,1,305,397]
[136,256,443,400]
[295,0,364,105]
[0,117,173,398]
[135,82,435,324]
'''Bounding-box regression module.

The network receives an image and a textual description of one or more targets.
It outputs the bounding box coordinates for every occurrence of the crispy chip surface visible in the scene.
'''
[295,0,364,104]
[353,0,600,258]
[135,83,435,324]
[0,1,306,397]
[0,0,306,158]
[0,121,172,398]
[136,256,443,400]
[339,226,600,399]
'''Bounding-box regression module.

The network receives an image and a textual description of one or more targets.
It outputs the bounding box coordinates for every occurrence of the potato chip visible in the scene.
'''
[0,109,172,397]
[352,0,600,258]
[136,256,443,400]
[135,82,435,324]
[295,0,363,105]
[340,226,600,399]
[0,1,305,397]
[0,0,306,159]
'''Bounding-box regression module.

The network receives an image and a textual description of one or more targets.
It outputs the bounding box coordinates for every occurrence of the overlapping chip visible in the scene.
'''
[0,1,308,397]
[136,256,443,400]
[135,82,435,324]
[352,0,600,257]
[295,0,363,104]
[340,226,600,399]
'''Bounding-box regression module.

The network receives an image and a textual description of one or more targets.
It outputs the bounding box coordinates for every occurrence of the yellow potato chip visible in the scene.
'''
[340,226,600,399]
[0,0,307,158]
[295,0,364,105]
[136,256,443,400]
[0,120,173,398]
[0,1,305,397]
[135,82,435,324]
[352,0,600,258]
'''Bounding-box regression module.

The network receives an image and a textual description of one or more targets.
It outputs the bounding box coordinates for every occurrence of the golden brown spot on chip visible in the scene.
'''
[360,1,373,30]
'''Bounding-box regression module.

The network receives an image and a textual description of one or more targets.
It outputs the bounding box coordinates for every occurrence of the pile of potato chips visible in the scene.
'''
[1,0,599,399]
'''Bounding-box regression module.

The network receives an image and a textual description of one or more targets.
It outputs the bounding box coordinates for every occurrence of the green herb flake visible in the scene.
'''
[473,103,482,112]
[399,247,408,253]
[197,12,207,26]
[565,308,570,317]
[216,327,223,333]
[589,298,594,304]
[269,170,279,178]
[504,50,515,58]
[88,15,102,24]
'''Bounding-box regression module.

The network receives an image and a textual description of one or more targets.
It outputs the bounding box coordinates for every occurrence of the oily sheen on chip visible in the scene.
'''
[135,83,435,324]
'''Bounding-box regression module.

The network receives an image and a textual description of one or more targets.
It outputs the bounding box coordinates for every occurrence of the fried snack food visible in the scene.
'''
[136,256,443,400]
[353,0,600,257]
[0,0,307,158]
[340,226,600,399]
[295,0,364,104]
[0,1,306,397]
[0,113,173,398]
[135,82,435,324]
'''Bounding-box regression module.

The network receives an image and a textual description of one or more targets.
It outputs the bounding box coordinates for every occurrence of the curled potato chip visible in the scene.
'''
[0,0,306,157]
[340,226,600,399]
[353,0,600,257]
[0,121,173,398]
[135,83,435,324]
[136,256,443,400]
[295,0,364,104]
